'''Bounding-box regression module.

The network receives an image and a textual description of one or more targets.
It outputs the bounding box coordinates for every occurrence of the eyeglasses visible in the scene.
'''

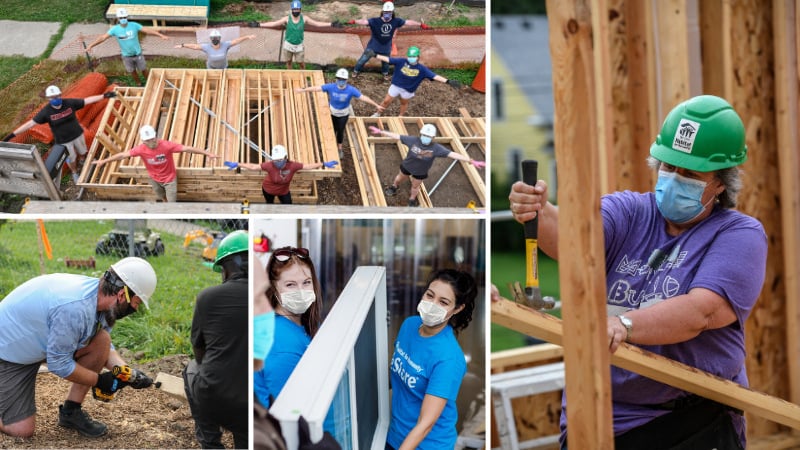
[272,247,310,262]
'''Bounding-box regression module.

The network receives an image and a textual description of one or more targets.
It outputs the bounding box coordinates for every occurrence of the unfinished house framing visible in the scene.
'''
[81,68,340,204]
[491,0,800,449]
[72,68,485,209]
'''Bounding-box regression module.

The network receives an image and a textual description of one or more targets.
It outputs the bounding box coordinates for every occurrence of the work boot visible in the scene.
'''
[351,70,359,79]
[58,404,108,438]
[408,198,419,207]
[384,185,398,196]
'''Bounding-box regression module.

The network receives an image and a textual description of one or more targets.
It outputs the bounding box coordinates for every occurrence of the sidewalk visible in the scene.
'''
[37,22,484,67]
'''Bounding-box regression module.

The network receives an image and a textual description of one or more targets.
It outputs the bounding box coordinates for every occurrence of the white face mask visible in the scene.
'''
[280,289,316,314]
[417,300,449,327]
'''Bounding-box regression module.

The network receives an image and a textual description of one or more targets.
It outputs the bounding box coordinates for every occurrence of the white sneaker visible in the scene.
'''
[370,112,381,118]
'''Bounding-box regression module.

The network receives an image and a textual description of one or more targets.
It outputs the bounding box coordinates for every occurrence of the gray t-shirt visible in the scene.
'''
[399,135,451,177]
[201,41,233,69]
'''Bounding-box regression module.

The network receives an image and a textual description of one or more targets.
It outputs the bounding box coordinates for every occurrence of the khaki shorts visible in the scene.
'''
[147,178,178,202]
[0,359,40,426]
[61,133,88,162]
[281,41,304,63]
[122,54,147,72]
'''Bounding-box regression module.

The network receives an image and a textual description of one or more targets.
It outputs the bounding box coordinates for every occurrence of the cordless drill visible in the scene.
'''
[92,365,153,402]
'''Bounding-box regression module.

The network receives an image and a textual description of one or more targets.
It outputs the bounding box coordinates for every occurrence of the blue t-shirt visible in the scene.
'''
[387,316,466,450]
[108,22,144,57]
[559,191,767,447]
[388,58,437,93]
[254,315,310,407]
[366,17,406,54]
[321,83,361,110]
[0,274,106,378]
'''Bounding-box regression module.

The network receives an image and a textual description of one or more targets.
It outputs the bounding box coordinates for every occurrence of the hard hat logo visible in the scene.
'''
[671,119,701,154]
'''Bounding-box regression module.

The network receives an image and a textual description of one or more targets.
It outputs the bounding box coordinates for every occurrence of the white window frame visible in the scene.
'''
[270,266,389,450]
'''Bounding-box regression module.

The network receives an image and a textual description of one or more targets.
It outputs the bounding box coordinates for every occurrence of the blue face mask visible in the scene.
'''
[253,311,275,360]
[336,79,347,88]
[654,170,712,224]
[49,98,62,108]
[274,159,287,169]
[420,135,433,145]
[119,18,128,25]
[407,57,418,64]
[382,12,393,21]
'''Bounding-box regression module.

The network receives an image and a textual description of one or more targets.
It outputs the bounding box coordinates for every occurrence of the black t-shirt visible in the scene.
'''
[190,276,248,418]
[32,98,86,144]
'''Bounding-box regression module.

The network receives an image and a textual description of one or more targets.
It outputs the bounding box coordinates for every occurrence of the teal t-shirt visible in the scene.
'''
[108,22,144,57]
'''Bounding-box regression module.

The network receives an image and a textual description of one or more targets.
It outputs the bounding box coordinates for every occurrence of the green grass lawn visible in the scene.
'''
[0,219,221,360]
[491,251,561,352]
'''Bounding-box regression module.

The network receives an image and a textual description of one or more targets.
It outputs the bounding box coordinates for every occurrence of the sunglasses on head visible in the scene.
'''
[272,247,310,262]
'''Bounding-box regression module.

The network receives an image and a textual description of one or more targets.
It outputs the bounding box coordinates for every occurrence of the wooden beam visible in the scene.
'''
[653,0,697,115]
[154,372,187,402]
[773,0,800,407]
[491,299,800,430]
[546,1,614,448]
[490,344,564,372]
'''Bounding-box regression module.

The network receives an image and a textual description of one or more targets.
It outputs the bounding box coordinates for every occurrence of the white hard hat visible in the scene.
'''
[383,2,395,12]
[421,123,437,137]
[271,145,288,160]
[335,68,349,80]
[45,85,61,97]
[139,125,157,141]
[110,257,157,308]
[209,29,222,38]
[116,8,129,18]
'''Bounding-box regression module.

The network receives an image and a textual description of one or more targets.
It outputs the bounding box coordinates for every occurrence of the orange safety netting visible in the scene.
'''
[10,72,111,145]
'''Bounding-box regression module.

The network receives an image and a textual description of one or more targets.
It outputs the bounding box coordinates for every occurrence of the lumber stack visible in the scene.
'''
[81,68,339,204]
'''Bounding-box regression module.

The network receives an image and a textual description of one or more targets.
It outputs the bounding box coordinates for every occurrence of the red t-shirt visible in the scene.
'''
[129,140,184,183]
[260,161,304,195]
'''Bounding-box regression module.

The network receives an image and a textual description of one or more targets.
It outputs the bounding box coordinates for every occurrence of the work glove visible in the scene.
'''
[368,126,382,135]
[103,91,117,98]
[347,20,356,25]
[470,160,486,169]
[224,161,239,170]
[248,21,260,28]
[420,23,431,30]
[95,370,128,394]
[364,48,376,59]
[2,132,15,142]
[323,160,339,168]
[298,415,341,450]
[446,79,462,89]
[331,20,344,29]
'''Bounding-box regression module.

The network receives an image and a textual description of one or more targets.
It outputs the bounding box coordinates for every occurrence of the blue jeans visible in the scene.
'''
[354,50,390,75]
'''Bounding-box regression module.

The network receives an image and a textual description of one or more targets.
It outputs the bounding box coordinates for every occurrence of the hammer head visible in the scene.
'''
[510,281,556,310]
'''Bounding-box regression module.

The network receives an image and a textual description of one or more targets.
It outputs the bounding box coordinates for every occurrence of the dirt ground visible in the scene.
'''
[0,352,235,449]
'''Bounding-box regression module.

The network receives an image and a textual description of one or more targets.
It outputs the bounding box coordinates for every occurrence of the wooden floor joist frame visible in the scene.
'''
[80,68,340,203]
[351,113,486,208]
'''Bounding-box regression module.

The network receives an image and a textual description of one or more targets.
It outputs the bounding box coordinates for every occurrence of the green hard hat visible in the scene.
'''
[649,95,747,172]
[407,46,420,58]
[213,230,248,272]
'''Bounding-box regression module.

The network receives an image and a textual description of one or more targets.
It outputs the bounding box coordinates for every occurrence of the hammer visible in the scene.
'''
[511,160,556,310]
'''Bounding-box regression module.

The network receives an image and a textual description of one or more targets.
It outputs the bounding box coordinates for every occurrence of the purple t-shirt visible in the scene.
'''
[560,190,767,446]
